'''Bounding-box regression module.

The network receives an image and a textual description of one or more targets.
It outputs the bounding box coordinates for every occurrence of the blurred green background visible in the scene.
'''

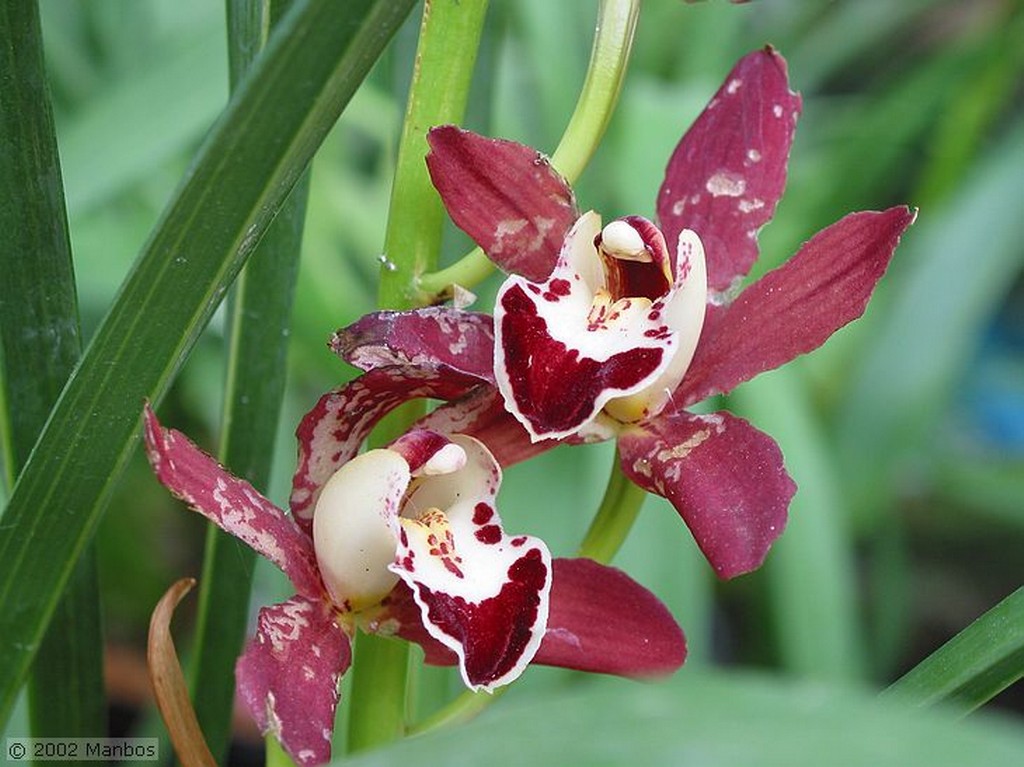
[6,0,1022,760]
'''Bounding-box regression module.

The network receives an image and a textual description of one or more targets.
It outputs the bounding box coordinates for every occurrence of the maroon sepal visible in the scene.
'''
[426,125,579,281]
[677,206,916,407]
[657,46,801,293]
[618,410,795,579]
[236,597,350,767]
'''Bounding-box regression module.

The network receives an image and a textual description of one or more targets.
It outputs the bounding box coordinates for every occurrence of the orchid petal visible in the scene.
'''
[312,450,408,612]
[290,366,483,526]
[236,596,350,767]
[618,410,795,579]
[331,308,495,383]
[534,558,686,676]
[426,125,579,281]
[391,435,552,690]
[143,406,321,599]
[657,46,801,294]
[415,387,558,468]
[494,213,677,441]
[677,206,916,407]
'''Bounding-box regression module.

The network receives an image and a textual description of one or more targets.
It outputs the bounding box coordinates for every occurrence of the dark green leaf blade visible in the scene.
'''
[0,0,105,749]
[884,586,1024,712]
[0,0,416,727]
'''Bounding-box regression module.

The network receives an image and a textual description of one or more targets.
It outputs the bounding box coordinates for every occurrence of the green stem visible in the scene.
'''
[577,449,647,565]
[408,687,505,737]
[346,0,489,754]
[882,586,1024,712]
[416,0,641,299]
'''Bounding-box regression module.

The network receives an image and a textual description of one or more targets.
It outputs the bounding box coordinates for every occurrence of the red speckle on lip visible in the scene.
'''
[549,278,571,296]
[473,503,494,525]
[475,525,502,545]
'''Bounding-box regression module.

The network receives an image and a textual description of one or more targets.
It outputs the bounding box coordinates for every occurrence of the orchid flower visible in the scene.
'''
[335,47,915,581]
[143,400,684,766]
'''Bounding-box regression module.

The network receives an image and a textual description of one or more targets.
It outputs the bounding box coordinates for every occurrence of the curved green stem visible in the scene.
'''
[408,687,506,737]
[417,0,641,300]
[347,0,489,754]
[577,449,647,565]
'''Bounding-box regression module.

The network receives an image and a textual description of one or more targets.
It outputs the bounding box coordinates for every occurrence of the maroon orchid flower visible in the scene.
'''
[335,47,914,581]
[143,398,684,766]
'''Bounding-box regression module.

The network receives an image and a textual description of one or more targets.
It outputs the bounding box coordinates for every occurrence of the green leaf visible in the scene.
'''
[884,586,1024,712]
[0,0,105,747]
[185,0,310,761]
[332,669,1024,767]
[0,0,416,727]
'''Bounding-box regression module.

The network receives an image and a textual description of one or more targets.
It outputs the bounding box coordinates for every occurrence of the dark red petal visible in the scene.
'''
[533,558,686,676]
[374,582,458,665]
[289,366,484,527]
[143,406,321,599]
[618,410,795,579]
[415,387,559,468]
[236,597,350,767]
[426,125,579,281]
[677,206,916,406]
[331,308,495,383]
[657,47,801,293]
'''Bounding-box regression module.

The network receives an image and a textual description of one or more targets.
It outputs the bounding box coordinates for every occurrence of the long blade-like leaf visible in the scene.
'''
[0,0,105,745]
[0,0,416,726]
[883,586,1024,712]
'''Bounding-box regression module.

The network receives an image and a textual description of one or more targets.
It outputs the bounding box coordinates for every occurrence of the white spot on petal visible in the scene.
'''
[746,149,761,163]
[773,104,783,118]
[706,172,746,198]
[727,78,743,94]
[738,198,765,213]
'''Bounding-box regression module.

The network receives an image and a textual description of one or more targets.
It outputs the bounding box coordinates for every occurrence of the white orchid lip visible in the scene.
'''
[494,212,708,440]
[311,429,552,691]
[312,450,407,613]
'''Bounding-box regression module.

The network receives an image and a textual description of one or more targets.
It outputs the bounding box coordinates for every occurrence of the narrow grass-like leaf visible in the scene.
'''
[0,0,105,747]
[0,0,417,727]
[731,366,865,682]
[883,586,1024,712]
[186,1,310,761]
